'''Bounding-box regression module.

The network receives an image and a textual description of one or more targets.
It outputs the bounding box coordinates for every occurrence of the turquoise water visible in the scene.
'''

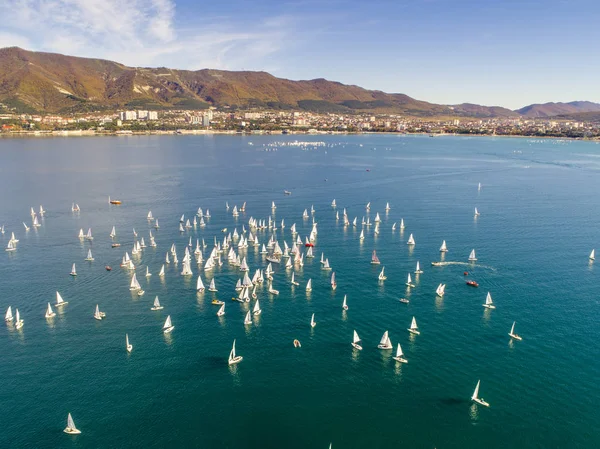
[0,134,599,448]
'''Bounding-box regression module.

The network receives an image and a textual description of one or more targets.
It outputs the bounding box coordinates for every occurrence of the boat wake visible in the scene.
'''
[431,261,496,271]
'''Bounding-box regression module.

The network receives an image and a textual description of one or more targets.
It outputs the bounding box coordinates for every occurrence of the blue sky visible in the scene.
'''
[1,0,598,109]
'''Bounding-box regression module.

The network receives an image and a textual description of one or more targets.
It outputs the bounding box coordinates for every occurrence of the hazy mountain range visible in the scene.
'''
[0,47,598,119]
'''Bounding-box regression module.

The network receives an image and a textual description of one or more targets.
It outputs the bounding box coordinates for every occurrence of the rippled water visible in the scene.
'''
[0,134,599,448]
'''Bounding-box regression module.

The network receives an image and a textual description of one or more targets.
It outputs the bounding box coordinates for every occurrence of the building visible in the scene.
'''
[202,115,211,127]
[148,111,158,120]
[137,110,149,120]
[119,111,137,121]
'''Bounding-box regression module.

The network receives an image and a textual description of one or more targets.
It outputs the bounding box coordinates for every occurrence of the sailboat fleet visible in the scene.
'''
[5,190,525,431]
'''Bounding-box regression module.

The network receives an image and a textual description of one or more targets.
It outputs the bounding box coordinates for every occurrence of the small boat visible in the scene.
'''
[310,313,316,328]
[228,339,243,365]
[63,413,81,434]
[399,298,410,304]
[70,263,77,276]
[342,295,348,310]
[45,303,56,318]
[93,304,104,321]
[5,306,13,322]
[351,330,363,350]
[471,380,490,407]
[371,250,380,265]
[408,317,420,335]
[508,321,522,340]
[469,249,477,261]
[284,190,292,195]
[111,243,121,248]
[466,280,479,287]
[590,249,595,261]
[55,291,68,307]
[306,279,313,292]
[377,330,392,349]
[212,299,225,305]
[253,299,262,316]
[217,303,225,317]
[378,267,387,281]
[151,296,164,310]
[163,315,174,333]
[15,309,23,329]
[126,334,133,352]
[293,339,301,347]
[483,292,496,309]
[108,196,122,205]
[392,343,408,363]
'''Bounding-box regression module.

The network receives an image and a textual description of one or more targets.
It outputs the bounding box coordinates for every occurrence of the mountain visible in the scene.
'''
[0,47,518,117]
[516,101,600,118]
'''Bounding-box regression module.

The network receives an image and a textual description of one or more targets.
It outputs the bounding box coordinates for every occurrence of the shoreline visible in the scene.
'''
[0,129,597,141]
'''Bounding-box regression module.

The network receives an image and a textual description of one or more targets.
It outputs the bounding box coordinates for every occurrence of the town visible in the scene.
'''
[1,106,599,138]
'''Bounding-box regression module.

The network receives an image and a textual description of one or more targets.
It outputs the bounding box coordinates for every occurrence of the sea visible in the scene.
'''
[0,134,598,449]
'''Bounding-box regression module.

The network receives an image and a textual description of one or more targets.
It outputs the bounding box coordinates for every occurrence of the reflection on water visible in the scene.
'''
[469,403,479,421]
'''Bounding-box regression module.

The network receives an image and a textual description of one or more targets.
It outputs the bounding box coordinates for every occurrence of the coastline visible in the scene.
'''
[0,129,597,141]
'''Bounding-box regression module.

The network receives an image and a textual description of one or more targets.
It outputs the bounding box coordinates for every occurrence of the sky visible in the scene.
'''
[0,0,598,109]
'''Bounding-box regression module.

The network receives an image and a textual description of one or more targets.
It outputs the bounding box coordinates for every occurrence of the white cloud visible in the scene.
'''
[0,0,295,70]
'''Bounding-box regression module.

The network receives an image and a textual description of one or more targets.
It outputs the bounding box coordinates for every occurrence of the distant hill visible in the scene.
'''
[0,47,518,117]
[516,101,600,118]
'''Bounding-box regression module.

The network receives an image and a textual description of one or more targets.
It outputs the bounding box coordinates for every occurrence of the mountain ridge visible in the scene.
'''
[0,47,598,118]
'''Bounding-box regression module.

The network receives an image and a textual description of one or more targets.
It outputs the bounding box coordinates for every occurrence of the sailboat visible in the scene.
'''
[228,339,243,365]
[85,228,93,240]
[72,203,81,212]
[159,265,165,277]
[45,303,56,318]
[365,202,370,211]
[94,304,104,320]
[242,310,252,325]
[469,249,477,261]
[400,218,405,229]
[5,240,16,252]
[217,303,225,316]
[151,296,163,311]
[196,274,206,291]
[435,283,445,297]
[70,263,77,276]
[23,222,30,231]
[378,267,387,281]
[310,313,316,328]
[39,205,46,216]
[359,229,365,240]
[508,321,522,340]
[378,331,392,349]
[63,413,81,434]
[478,182,482,191]
[291,272,300,286]
[590,249,595,261]
[439,240,448,252]
[32,215,41,227]
[110,226,116,238]
[5,306,13,322]
[85,249,94,261]
[351,330,362,350]
[371,250,380,265]
[126,334,133,352]
[406,273,415,287]
[163,315,174,333]
[15,309,23,329]
[146,266,152,277]
[253,299,262,315]
[374,212,381,223]
[392,343,408,363]
[208,278,217,292]
[471,380,490,407]
[129,273,141,291]
[323,259,332,270]
[331,272,337,290]
[407,233,415,245]
[306,279,312,292]
[408,317,420,335]
[414,261,423,274]
[385,202,390,211]
[342,295,348,310]
[55,291,68,307]
[474,207,480,217]
[483,292,496,309]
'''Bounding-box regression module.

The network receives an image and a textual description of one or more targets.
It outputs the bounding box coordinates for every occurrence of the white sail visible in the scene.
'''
[590,249,595,261]
[474,207,480,216]
[472,380,480,400]
[359,229,365,240]
[64,413,81,434]
[217,303,225,316]
[45,303,55,318]
[395,343,404,358]
[228,339,242,365]
[483,292,495,308]
[342,295,348,310]
[244,310,252,324]
[197,275,205,291]
[5,306,13,322]
[253,299,261,315]
[70,263,77,276]
[440,240,447,252]
[378,331,392,349]
[159,265,165,276]
[110,226,116,238]
[353,330,360,344]
[85,249,94,261]
[408,316,419,334]
[209,278,217,291]
[407,233,415,245]
[129,273,140,290]
[306,279,312,291]
[56,291,68,306]
[126,334,132,352]
[94,304,102,320]
[469,249,477,261]
[406,273,413,286]
[379,267,386,280]
[310,313,316,327]
[152,296,163,310]
[163,315,174,332]
[415,261,423,274]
